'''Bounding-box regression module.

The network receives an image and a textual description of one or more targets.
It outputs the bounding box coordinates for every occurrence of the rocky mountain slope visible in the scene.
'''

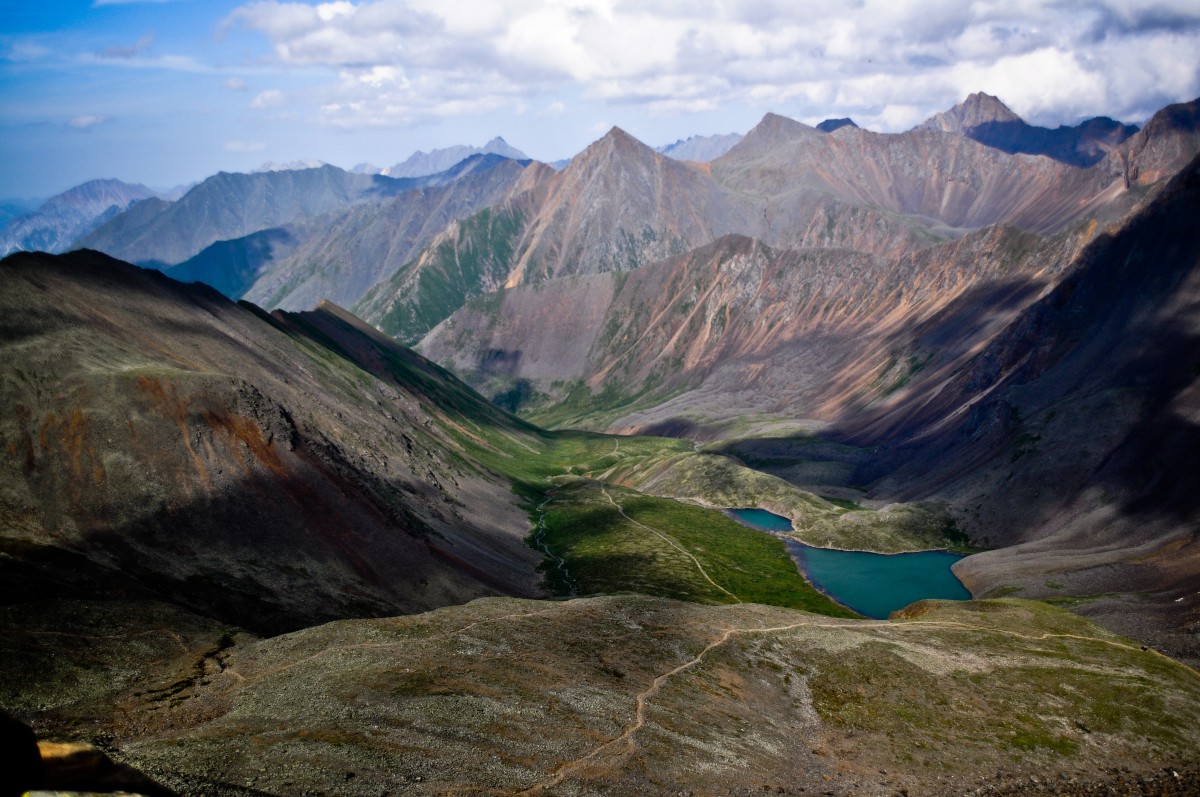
[0,178,159,256]
[359,97,1198,350]
[0,249,545,635]
[242,155,550,311]
[163,155,548,312]
[420,222,1086,431]
[414,97,1200,429]
[816,151,1200,660]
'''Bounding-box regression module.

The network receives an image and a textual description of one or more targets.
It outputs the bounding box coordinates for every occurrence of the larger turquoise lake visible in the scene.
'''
[728,508,971,619]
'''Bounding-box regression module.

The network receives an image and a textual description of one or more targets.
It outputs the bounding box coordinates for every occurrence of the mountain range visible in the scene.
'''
[353,136,529,178]
[4,91,1200,795]
[656,131,744,161]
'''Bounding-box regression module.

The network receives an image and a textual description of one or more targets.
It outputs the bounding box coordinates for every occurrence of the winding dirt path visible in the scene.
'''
[517,612,1200,795]
[600,486,742,604]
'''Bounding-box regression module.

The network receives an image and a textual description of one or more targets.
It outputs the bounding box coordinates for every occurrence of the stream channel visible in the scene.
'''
[728,507,971,619]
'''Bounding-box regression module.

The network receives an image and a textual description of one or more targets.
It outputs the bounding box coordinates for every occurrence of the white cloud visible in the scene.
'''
[538,100,566,118]
[223,0,1200,130]
[224,140,267,151]
[68,114,107,129]
[250,89,286,108]
[225,77,248,91]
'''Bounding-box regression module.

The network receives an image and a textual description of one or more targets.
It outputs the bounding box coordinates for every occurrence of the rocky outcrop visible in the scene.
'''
[916,92,1023,134]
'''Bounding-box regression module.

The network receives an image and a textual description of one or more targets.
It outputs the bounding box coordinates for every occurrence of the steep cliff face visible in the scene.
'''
[0,250,542,634]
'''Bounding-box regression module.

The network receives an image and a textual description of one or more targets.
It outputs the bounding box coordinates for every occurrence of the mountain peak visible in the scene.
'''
[578,126,654,159]
[917,92,1022,134]
[816,118,858,133]
[720,112,820,160]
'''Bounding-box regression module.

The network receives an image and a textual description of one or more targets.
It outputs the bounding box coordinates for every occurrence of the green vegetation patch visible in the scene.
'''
[536,481,856,617]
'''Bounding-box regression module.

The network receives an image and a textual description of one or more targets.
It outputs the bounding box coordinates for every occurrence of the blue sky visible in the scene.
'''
[3,0,1199,199]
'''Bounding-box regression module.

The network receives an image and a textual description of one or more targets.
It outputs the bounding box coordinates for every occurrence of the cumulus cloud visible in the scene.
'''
[224,0,1200,130]
[68,114,107,129]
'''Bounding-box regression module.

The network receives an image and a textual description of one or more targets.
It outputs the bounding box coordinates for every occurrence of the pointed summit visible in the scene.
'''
[917,92,1022,134]
[720,112,820,161]
[570,126,657,168]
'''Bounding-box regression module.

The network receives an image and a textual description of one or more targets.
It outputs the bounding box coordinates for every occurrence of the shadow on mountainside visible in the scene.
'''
[722,152,1200,547]
[1,249,543,636]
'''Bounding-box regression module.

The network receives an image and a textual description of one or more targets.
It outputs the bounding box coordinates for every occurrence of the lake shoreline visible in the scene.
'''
[725,506,972,619]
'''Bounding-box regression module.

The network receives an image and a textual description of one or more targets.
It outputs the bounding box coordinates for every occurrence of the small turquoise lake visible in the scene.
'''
[728,508,971,619]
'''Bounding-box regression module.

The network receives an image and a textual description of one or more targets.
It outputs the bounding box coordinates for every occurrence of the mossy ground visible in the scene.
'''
[536,480,857,616]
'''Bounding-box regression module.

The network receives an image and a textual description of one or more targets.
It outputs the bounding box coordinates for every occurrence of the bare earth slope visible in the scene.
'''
[5,595,1199,796]
[421,221,1088,432]
[0,250,543,635]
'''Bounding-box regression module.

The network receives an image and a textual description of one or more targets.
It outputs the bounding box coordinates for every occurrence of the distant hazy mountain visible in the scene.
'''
[241,154,547,311]
[76,165,433,267]
[916,92,1140,167]
[252,159,329,173]
[384,136,528,178]
[0,197,41,228]
[0,178,158,256]
[816,118,858,133]
[657,132,744,161]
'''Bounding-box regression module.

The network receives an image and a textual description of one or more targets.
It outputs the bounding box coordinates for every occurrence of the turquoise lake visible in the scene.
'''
[728,508,971,619]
